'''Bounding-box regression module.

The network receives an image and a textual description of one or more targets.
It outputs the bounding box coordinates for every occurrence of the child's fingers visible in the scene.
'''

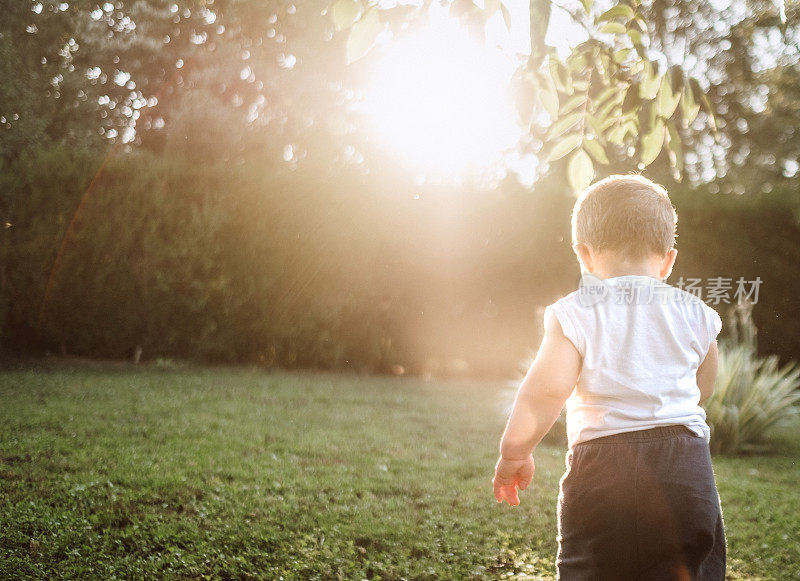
[493,457,533,505]
[494,483,507,504]
[494,483,520,506]
[492,477,508,503]
[492,479,510,504]
[517,461,535,491]
[493,481,502,503]
[502,484,520,506]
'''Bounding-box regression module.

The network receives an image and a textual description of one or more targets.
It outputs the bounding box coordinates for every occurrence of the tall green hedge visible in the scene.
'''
[2,146,798,376]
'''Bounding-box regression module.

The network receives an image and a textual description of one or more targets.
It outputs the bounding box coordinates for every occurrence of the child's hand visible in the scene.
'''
[492,455,535,506]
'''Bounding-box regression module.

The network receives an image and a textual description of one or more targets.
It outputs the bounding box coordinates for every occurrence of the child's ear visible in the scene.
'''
[660,248,678,279]
[573,243,594,273]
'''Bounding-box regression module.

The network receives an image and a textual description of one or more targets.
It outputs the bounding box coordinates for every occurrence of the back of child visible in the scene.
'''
[492,175,726,580]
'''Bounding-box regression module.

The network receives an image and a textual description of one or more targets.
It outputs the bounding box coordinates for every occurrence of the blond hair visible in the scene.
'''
[571,174,677,259]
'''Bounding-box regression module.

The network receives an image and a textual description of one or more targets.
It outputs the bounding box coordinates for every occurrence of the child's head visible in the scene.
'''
[571,174,678,278]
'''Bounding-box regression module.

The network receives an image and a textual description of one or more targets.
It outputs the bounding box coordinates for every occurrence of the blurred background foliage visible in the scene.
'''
[703,302,800,454]
[1,0,800,377]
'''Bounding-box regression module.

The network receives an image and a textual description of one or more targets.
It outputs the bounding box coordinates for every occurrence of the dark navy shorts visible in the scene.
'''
[556,425,726,580]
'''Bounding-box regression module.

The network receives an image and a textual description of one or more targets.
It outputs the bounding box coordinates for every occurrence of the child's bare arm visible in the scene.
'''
[492,311,582,505]
[697,340,718,403]
[500,311,582,458]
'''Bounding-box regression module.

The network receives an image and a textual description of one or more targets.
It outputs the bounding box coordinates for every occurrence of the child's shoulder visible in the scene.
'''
[544,290,583,317]
[664,283,706,307]
[546,279,720,324]
[547,289,581,307]
[664,285,723,331]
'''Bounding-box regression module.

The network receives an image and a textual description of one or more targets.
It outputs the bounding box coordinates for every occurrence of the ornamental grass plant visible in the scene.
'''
[704,302,800,454]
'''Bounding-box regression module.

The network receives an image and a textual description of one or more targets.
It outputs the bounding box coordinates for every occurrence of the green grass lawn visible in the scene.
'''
[1,363,798,579]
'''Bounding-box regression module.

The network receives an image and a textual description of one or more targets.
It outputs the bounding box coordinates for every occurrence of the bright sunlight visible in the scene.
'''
[361,7,523,178]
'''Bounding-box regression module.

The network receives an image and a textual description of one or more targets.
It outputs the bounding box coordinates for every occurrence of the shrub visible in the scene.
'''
[4,144,800,377]
[703,303,800,454]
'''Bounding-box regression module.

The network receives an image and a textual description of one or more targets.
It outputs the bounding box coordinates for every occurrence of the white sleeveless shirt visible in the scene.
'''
[544,274,722,449]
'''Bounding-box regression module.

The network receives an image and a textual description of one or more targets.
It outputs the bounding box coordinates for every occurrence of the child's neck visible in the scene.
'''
[588,259,664,281]
[576,245,675,281]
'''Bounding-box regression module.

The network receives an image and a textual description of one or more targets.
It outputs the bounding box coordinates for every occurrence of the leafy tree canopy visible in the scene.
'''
[0,0,795,190]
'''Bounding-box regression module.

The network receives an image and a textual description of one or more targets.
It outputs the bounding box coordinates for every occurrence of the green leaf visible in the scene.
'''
[698,88,717,132]
[623,119,638,140]
[596,90,621,121]
[500,2,512,30]
[657,72,681,120]
[580,0,593,13]
[548,58,572,94]
[640,120,665,166]
[607,123,626,145]
[639,61,661,100]
[331,0,363,32]
[531,0,552,64]
[772,0,787,30]
[627,29,643,47]
[547,134,582,162]
[638,99,656,135]
[666,121,684,177]
[590,111,617,135]
[538,71,559,118]
[613,47,633,64]
[600,115,619,131]
[560,94,587,115]
[669,65,684,93]
[572,79,590,92]
[681,80,700,125]
[593,86,618,109]
[622,83,640,113]
[606,125,625,145]
[583,137,610,165]
[597,4,634,22]
[586,114,607,140]
[568,148,595,192]
[511,69,538,124]
[546,112,583,139]
[346,8,383,64]
[600,22,627,35]
[599,51,612,72]
[566,52,589,73]
[690,78,705,106]
[630,17,648,34]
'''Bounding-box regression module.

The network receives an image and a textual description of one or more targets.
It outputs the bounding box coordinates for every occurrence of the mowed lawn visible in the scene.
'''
[1,364,798,579]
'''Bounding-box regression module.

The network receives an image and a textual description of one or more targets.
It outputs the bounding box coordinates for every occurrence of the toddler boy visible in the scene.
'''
[492,175,725,579]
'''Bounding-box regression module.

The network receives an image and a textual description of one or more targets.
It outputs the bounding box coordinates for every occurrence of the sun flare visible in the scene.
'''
[361,13,522,178]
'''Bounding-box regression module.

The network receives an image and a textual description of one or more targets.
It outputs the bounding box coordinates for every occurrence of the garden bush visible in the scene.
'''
[703,303,800,454]
[3,144,800,377]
